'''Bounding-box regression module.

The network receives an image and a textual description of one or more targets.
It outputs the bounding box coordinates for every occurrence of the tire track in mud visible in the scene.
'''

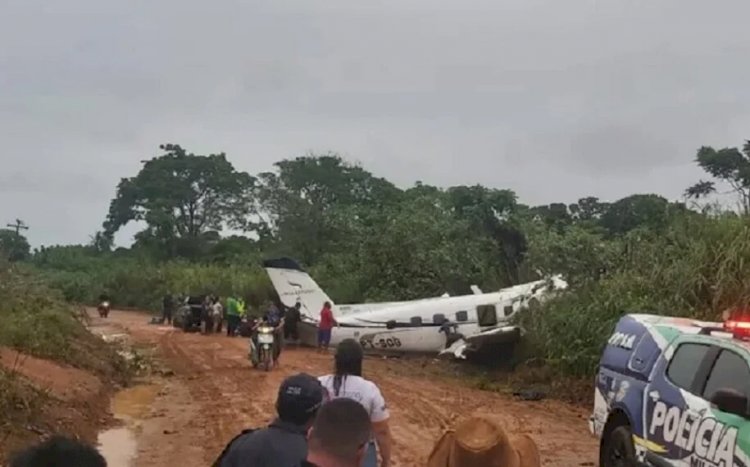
[101,311,597,467]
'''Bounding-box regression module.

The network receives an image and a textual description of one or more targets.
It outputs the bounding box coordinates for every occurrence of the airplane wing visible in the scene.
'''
[438,325,521,359]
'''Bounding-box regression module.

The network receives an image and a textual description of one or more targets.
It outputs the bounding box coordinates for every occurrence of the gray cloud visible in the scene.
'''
[1,0,749,246]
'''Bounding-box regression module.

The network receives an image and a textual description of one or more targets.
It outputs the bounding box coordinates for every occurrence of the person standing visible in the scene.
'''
[284,302,302,344]
[162,293,174,325]
[318,339,392,467]
[212,296,224,334]
[202,295,214,334]
[317,302,337,351]
[226,296,241,337]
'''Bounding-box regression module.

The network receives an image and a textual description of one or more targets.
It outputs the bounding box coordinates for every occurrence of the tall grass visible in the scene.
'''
[518,213,750,377]
[35,257,275,312]
[0,259,127,378]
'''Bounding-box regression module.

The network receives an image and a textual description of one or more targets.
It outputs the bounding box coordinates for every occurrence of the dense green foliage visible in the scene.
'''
[21,140,750,380]
[0,229,30,262]
[0,259,126,377]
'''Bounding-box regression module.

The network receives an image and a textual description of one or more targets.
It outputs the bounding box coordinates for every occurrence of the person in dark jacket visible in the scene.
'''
[215,373,325,467]
[284,302,302,344]
[162,293,174,325]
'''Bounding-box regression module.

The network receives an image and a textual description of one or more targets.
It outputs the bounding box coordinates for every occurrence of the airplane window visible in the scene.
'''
[410,316,423,325]
[503,305,514,317]
[476,305,497,327]
[433,313,446,324]
[455,311,468,322]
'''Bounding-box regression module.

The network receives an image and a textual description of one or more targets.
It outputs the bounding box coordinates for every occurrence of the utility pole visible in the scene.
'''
[6,219,29,236]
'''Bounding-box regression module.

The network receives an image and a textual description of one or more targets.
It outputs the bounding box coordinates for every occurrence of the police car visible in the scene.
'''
[590,311,750,467]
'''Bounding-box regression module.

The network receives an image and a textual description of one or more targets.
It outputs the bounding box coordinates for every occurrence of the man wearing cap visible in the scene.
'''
[214,373,325,467]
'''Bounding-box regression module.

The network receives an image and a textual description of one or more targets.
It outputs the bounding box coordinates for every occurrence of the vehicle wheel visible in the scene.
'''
[600,425,637,467]
[263,351,271,371]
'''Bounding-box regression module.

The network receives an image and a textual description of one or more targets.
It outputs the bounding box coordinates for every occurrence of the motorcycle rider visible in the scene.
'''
[264,302,285,365]
[97,294,110,317]
[249,314,271,366]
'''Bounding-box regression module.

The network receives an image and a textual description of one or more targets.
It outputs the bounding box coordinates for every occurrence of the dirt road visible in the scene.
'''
[90,310,598,466]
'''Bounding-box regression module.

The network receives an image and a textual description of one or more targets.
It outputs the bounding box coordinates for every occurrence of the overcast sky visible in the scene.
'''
[2,0,749,247]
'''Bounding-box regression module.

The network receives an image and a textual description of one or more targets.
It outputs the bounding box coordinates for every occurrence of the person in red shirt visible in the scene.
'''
[317,301,337,351]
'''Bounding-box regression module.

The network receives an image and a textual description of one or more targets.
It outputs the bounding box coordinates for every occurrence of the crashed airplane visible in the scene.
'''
[263,258,567,359]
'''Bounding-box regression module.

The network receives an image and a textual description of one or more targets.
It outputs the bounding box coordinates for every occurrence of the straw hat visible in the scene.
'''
[426,417,541,467]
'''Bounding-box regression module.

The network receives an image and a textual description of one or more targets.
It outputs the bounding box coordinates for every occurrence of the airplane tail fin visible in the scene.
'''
[262,258,333,321]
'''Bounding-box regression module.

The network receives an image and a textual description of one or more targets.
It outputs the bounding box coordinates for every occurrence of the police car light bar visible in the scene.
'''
[724,319,750,339]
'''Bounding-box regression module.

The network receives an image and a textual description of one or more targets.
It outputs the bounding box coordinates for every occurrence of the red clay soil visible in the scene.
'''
[0,348,103,402]
[0,348,116,462]
[97,310,598,467]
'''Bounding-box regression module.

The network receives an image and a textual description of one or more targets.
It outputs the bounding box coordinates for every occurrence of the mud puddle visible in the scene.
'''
[98,383,160,467]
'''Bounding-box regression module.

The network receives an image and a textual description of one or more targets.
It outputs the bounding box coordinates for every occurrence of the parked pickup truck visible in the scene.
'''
[591,312,750,467]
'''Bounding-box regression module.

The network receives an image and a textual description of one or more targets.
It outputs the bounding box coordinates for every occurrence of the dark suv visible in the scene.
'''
[173,295,206,332]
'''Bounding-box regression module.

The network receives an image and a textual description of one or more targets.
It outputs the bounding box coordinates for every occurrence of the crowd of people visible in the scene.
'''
[160,293,308,365]
[7,338,541,467]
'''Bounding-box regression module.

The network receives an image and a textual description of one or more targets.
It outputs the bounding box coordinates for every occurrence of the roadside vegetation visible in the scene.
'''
[4,140,750,393]
[0,259,129,458]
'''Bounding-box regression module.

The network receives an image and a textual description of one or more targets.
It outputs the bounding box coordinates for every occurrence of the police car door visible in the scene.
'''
[689,343,750,467]
[643,337,715,466]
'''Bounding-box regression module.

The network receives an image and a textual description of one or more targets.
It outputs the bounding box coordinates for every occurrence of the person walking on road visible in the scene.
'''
[303,398,372,467]
[317,302,337,352]
[213,373,324,467]
[318,339,393,467]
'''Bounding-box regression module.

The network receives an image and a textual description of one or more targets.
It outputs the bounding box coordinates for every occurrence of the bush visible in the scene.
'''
[0,260,127,379]
[32,251,275,312]
[518,213,750,377]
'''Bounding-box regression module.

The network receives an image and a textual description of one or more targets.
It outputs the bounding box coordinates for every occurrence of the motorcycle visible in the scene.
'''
[98,301,110,318]
[249,324,275,371]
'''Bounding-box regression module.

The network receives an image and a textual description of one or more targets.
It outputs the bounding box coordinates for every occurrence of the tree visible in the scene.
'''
[686,142,750,214]
[569,197,609,222]
[0,229,30,261]
[599,194,672,236]
[530,203,572,232]
[103,144,257,251]
[445,185,526,284]
[355,194,499,300]
[257,153,401,265]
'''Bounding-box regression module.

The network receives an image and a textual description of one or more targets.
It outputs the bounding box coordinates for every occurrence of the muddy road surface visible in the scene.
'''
[89,310,598,466]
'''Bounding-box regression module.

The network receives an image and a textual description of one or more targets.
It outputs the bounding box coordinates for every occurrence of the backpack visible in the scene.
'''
[211,428,257,467]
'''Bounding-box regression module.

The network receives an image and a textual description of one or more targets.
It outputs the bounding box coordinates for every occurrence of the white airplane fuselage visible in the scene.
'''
[263,258,567,356]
